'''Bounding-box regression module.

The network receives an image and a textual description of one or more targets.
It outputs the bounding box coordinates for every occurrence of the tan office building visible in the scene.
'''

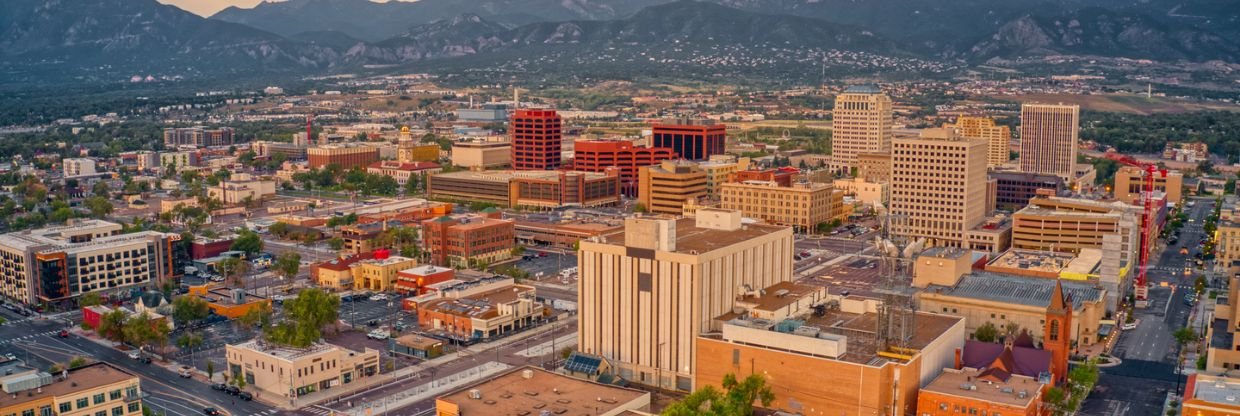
[720,180,843,231]
[698,155,751,198]
[577,210,794,391]
[349,255,417,292]
[831,85,893,175]
[0,363,142,416]
[451,137,511,169]
[637,160,707,215]
[951,116,1011,168]
[856,151,892,183]
[1019,104,1079,179]
[226,340,380,400]
[889,128,989,247]
[1114,165,1183,206]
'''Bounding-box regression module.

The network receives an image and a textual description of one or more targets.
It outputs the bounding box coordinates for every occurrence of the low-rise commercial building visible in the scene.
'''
[0,220,181,305]
[637,160,707,215]
[434,366,650,416]
[349,252,417,292]
[393,265,454,295]
[225,340,379,401]
[308,144,380,169]
[366,161,441,186]
[428,170,620,209]
[186,286,270,319]
[421,214,515,268]
[450,137,511,169]
[720,177,844,231]
[1182,374,1240,416]
[310,252,374,290]
[0,363,143,416]
[208,176,275,206]
[513,219,622,250]
[416,283,541,341]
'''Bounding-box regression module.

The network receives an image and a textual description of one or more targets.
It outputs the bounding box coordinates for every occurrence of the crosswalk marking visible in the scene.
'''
[249,409,281,416]
[301,407,331,416]
[0,330,58,345]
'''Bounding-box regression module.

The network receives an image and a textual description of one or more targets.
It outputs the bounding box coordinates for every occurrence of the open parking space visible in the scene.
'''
[514,249,577,281]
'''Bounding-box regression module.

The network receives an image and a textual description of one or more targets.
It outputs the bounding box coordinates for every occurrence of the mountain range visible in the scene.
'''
[2,0,1238,86]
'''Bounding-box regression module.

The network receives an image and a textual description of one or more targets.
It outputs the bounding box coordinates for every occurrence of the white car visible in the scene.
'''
[128,351,141,360]
[366,330,390,340]
[369,294,389,302]
[1120,322,1138,331]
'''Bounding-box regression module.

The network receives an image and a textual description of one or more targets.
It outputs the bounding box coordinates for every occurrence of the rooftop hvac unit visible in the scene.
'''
[522,369,534,379]
[232,289,246,305]
[468,389,482,399]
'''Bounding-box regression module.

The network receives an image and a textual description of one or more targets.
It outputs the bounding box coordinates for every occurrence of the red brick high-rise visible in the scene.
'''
[652,119,726,160]
[573,139,677,195]
[511,109,562,170]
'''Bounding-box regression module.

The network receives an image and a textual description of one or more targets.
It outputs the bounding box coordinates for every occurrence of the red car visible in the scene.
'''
[57,330,70,338]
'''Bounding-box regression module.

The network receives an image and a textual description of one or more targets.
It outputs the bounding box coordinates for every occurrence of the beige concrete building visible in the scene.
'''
[720,180,844,231]
[1205,263,1240,373]
[912,248,1107,346]
[950,116,1011,168]
[63,158,97,177]
[831,85,892,175]
[637,160,707,215]
[0,363,143,416]
[834,178,889,206]
[857,151,891,183]
[698,155,751,198]
[225,340,380,400]
[208,175,276,206]
[1011,196,1139,311]
[450,136,511,169]
[889,128,989,247]
[1019,103,1079,179]
[577,209,794,391]
[349,255,417,292]
[435,367,651,416]
[1114,165,1183,206]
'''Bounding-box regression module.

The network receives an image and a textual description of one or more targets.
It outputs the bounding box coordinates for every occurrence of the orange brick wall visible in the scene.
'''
[695,337,922,416]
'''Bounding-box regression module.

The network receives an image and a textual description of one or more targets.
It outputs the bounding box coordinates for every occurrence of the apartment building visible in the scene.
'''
[572,139,677,195]
[720,178,844,231]
[163,127,234,147]
[1019,104,1079,179]
[511,109,562,170]
[225,341,379,400]
[637,160,707,215]
[950,116,1011,168]
[651,118,726,160]
[0,220,181,305]
[159,151,200,170]
[421,214,515,268]
[831,85,892,175]
[0,363,142,416]
[889,128,989,247]
[63,158,97,177]
[698,155,751,198]
[577,209,794,391]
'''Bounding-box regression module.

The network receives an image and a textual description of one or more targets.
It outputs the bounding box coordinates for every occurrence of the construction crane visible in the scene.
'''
[1103,152,1168,304]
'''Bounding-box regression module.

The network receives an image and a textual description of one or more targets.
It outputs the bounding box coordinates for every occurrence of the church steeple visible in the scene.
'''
[1044,279,1073,385]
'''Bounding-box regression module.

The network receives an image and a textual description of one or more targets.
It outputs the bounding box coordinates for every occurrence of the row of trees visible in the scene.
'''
[91,310,172,352]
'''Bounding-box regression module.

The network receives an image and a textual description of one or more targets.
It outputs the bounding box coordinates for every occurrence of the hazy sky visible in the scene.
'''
[159,0,414,17]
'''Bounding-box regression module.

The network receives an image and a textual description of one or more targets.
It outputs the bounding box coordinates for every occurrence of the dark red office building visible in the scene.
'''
[573,139,677,195]
[511,109,563,170]
[652,119,727,160]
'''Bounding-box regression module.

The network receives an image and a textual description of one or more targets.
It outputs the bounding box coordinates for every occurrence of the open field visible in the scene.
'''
[985,93,1239,115]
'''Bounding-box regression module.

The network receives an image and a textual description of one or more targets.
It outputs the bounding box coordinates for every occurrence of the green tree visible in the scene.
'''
[273,252,301,280]
[92,181,111,198]
[327,237,345,251]
[1174,327,1199,346]
[663,373,774,416]
[96,309,128,342]
[230,230,263,256]
[218,257,250,287]
[171,296,211,324]
[237,302,273,330]
[84,196,114,218]
[206,361,216,382]
[266,288,340,347]
[974,322,999,343]
[176,332,204,350]
[79,292,103,307]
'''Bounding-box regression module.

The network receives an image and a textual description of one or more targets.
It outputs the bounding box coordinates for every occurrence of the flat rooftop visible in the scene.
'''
[438,366,648,415]
[929,272,1104,309]
[736,281,822,312]
[922,368,1041,408]
[599,217,787,255]
[230,339,345,360]
[1191,374,1240,407]
[0,363,136,408]
[714,308,962,365]
[423,285,534,319]
[988,249,1076,273]
[434,170,610,183]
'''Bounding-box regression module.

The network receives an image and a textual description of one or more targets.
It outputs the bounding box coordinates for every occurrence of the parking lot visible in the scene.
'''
[515,249,577,282]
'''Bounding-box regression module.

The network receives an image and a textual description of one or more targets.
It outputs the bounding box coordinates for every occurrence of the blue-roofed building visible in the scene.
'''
[919,272,1106,347]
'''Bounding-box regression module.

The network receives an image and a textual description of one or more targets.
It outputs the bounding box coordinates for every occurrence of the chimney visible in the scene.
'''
[954,348,962,370]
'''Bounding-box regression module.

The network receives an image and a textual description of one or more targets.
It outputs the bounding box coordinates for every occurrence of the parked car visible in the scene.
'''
[224,385,240,395]
[369,294,389,302]
[203,408,220,416]
[366,329,390,340]
[138,356,152,365]
[238,392,253,401]
[210,383,227,391]
[1120,322,1138,331]
[127,351,141,360]
[178,366,192,378]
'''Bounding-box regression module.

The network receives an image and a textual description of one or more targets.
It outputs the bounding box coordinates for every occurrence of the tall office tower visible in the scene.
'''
[511,109,563,170]
[889,128,988,247]
[1019,103,1080,179]
[637,160,707,215]
[952,116,1012,168]
[830,85,892,175]
[651,118,726,160]
[577,210,794,391]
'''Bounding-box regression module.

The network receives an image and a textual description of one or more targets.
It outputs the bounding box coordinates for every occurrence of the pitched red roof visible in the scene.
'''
[962,340,1050,380]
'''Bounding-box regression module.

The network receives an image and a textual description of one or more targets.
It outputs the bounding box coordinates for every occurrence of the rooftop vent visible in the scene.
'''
[468,389,481,400]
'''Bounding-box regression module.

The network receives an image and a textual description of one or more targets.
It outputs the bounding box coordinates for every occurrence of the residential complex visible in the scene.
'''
[950,116,1011,168]
[651,118,726,160]
[510,109,562,170]
[63,158,97,177]
[225,340,379,400]
[427,170,620,209]
[1018,103,1079,179]
[889,128,989,247]
[572,139,677,195]
[577,210,794,391]
[831,85,892,174]
[0,220,181,305]
[0,363,142,416]
[637,160,707,215]
[164,127,234,147]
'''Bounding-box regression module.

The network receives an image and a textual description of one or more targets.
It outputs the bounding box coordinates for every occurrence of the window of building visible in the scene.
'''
[112,407,123,416]
[128,403,141,413]
[110,390,122,400]
[21,410,33,416]
[39,406,51,416]
[78,398,89,409]
[96,411,106,416]
[60,403,72,413]
[94,393,106,404]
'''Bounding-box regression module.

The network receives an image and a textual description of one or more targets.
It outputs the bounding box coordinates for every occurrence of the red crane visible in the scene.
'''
[1103,152,1167,303]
